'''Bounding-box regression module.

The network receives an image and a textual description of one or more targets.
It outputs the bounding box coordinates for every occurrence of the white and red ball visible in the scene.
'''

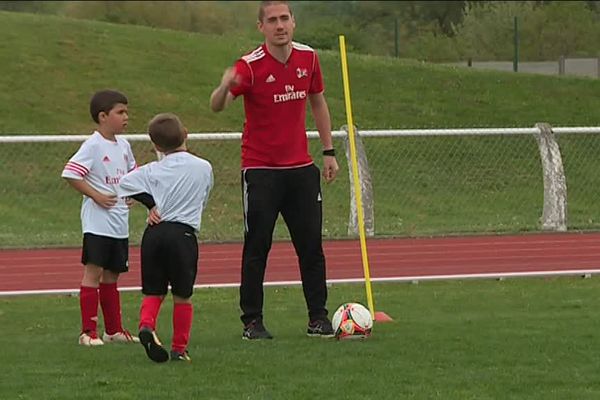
[332,302,373,340]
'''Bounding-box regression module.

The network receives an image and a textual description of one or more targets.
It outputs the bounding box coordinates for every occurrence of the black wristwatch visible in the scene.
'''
[322,148,336,157]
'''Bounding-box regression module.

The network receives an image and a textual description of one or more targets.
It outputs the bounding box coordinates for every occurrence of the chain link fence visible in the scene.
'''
[1,126,599,249]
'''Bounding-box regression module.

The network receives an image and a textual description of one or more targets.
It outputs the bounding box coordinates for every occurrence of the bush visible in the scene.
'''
[452,1,600,61]
[403,26,461,62]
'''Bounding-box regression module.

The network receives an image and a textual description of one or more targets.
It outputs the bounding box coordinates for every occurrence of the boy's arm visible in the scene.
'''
[129,192,156,210]
[128,192,160,225]
[202,168,215,210]
[119,170,161,225]
[64,178,117,209]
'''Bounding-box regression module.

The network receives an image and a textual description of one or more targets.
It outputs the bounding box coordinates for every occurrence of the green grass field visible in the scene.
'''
[2,278,600,399]
[1,11,600,247]
[2,11,600,400]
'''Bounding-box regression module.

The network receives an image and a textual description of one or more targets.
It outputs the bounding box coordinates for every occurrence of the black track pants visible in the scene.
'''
[240,164,328,325]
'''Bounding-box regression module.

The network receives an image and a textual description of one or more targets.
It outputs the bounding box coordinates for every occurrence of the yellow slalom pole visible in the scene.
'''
[338,35,376,319]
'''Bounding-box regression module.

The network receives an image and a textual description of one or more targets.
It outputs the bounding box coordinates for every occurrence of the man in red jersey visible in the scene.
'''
[210,0,339,340]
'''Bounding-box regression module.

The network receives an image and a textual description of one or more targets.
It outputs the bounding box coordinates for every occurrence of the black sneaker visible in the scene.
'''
[242,319,274,340]
[139,327,169,363]
[170,349,192,362]
[307,318,335,338]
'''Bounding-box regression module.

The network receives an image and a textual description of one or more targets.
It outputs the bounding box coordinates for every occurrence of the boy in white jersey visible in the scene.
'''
[62,89,139,346]
[119,113,213,363]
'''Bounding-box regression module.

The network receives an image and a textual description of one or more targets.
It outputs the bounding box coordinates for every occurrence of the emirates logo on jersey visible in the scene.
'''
[105,168,126,185]
[273,84,307,104]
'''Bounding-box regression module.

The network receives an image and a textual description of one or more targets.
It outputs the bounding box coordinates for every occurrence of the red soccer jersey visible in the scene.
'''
[230,42,325,169]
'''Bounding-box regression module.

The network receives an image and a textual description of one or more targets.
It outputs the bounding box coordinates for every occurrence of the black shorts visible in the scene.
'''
[140,222,198,298]
[81,233,129,273]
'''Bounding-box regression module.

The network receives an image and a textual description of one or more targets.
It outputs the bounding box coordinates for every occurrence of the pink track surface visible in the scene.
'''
[1,232,600,294]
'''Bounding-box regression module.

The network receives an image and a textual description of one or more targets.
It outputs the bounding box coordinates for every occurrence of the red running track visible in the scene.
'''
[1,232,600,294]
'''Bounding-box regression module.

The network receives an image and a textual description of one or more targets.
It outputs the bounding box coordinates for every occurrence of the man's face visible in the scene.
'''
[258,4,295,47]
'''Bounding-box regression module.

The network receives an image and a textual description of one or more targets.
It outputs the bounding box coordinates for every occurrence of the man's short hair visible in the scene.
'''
[258,1,292,22]
[89,90,128,123]
[148,113,185,152]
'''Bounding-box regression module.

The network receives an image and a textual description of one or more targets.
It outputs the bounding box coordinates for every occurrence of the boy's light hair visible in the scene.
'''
[148,113,185,152]
[258,1,292,22]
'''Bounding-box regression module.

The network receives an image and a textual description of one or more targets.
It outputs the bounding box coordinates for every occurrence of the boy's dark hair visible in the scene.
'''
[148,113,185,152]
[258,1,292,22]
[89,90,128,123]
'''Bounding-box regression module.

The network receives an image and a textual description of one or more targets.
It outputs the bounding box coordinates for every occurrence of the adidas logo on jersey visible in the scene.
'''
[102,155,111,162]
[266,74,276,83]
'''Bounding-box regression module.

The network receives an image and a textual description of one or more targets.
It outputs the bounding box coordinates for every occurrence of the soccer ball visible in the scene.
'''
[332,302,373,340]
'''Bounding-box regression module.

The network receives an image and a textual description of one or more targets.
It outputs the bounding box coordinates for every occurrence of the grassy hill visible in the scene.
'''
[2,10,600,135]
[1,11,600,247]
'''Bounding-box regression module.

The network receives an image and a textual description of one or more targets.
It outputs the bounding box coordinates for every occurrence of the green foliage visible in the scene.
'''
[292,1,466,58]
[403,29,461,62]
[533,1,600,58]
[454,1,535,61]
[293,19,348,51]
[454,1,600,61]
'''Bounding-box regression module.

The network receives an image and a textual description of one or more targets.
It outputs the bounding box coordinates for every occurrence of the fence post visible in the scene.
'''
[558,55,565,76]
[342,125,375,237]
[394,18,399,58]
[513,16,519,72]
[533,123,567,231]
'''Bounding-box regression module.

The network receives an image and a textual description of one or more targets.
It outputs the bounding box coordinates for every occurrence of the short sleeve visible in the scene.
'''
[229,60,253,97]
[61,141,95,180]
[125,141,137,172]
[202,166,214,210]
[118,165,151,197]
[309,52,325,94]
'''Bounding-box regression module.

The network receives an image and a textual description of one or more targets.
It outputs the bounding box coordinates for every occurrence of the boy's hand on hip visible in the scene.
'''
[93,193,118,209]
[147,207,161,226]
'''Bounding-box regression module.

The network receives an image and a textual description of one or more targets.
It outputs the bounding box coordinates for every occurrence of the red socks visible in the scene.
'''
[172,303,193,353]
[80,286,99,334]
[99,282,123,335]
[139,296,164,331]
[139,297,193,353]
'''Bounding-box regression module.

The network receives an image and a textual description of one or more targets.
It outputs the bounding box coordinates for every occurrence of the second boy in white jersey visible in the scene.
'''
[119,113,213,363]
[62,89,139,346]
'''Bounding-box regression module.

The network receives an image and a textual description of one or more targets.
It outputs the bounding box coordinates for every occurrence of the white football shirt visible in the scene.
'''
[61,131,137,238]
[118,151,213,232]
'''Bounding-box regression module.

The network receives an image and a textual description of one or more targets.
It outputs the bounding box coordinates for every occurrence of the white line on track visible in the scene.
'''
[2,269,599,297]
